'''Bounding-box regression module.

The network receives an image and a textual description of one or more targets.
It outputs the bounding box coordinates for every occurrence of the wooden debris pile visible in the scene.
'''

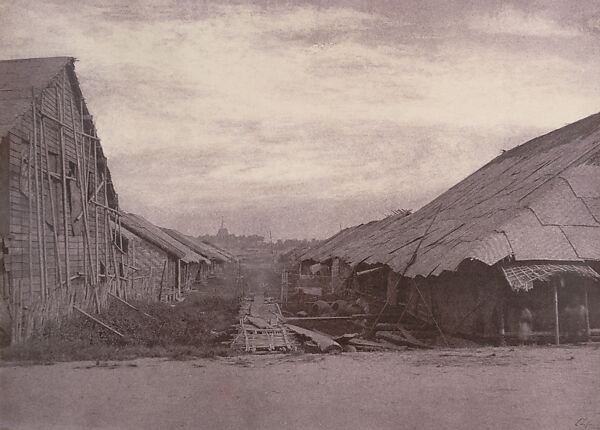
[233,295,444,354]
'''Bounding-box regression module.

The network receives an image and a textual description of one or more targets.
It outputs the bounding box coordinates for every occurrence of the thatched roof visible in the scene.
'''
[0,56,120,207]
[301,221,377,264]
[162,228,235,263]
[0,56,72,139]
[301,112,600,277]
[120,212,206,264]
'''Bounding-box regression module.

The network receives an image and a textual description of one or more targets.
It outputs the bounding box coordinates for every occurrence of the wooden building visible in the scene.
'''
[119,213,209,303]
[300,112,600,344]
[0,57,130,344]
[161,228,238,294]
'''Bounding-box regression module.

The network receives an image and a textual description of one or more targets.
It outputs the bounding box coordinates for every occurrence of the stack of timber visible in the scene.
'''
[233,294,436,354]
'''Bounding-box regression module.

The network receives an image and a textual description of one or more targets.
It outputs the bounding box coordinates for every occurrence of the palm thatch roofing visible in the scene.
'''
[161,228,235,263]
[120,212,206,264]
[0,56,119,207]
[0,56,71,138]
[301,112,600,278]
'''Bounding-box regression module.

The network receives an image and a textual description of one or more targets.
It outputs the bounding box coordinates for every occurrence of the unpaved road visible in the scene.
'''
[1,346,599,430]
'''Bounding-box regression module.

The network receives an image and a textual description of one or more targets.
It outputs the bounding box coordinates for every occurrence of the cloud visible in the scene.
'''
[469,5,582,38]
[1,0,599,238]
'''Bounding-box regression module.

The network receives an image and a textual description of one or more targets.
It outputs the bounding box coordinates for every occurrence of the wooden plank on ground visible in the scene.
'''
[286,324,342,353]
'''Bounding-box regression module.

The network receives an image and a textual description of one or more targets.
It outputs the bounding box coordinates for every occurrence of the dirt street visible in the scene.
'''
[1,346,599,430]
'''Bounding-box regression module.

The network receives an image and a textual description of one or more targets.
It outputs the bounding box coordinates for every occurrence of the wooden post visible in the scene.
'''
[499,301,506,346]
[158,260,167,301]
[553,281,560,346]
[57,77,71,290]
[583,283,591,339]
[18,279,23,342]
[177,259,182,298]
[108,218,120,296]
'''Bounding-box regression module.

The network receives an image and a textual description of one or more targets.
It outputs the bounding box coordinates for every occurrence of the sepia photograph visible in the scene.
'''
[0,1,599,429]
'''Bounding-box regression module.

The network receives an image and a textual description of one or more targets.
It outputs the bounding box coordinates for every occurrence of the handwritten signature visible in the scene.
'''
[576,418,600,430]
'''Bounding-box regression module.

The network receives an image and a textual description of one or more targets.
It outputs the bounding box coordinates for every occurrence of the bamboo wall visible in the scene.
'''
[1,64,135,343]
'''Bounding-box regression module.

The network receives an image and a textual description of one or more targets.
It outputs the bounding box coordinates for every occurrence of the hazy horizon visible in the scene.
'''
[2,0,600,240]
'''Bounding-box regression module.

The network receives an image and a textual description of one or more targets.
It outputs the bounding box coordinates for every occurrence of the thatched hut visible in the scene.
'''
[119,213,209,302]
[301,112,600,344]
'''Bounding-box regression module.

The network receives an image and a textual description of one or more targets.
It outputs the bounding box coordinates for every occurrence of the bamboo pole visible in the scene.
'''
[57,77,71,291]
[107,219,121,297]
[130,239,136,296]
[40,116,63,290]
[73,305,124,338]
[118,215,126,299]
[30,120,45,303]
[69,98,96,284]
[103,164,110,295]
[108,292,156,319]
[27,144,33,297]
[92,112,99,285]
[33,93,49,301]
[553,281,560,346]
[38,109,101,141]
[10,277,15,343]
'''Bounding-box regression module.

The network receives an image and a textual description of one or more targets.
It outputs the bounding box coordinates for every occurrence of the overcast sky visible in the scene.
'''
[2,0,600,239]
